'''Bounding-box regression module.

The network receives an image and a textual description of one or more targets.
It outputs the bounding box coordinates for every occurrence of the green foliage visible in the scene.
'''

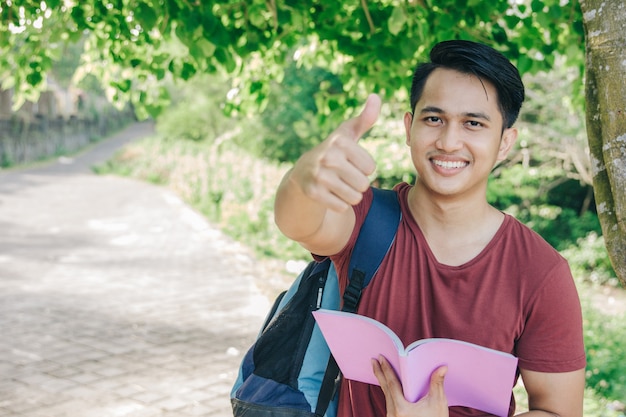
[156,75,231,143]
[0,0,586,118]
[562,233,619,287]
[583,300,626,404]
[256,63,342,162]
[360,102,416,188]
[487,164,602,250]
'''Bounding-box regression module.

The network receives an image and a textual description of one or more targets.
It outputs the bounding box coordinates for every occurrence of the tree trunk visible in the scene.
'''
[580,0,626,286]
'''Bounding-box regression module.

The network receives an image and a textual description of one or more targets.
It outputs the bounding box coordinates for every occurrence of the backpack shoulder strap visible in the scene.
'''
[349,187,401,288]
[342,187,401,313]
[315,187,401,417]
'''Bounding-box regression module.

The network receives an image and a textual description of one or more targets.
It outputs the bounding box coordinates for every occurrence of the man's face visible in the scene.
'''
[404,68,517,199]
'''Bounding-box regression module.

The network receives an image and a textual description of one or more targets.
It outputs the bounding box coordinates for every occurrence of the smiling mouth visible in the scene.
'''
[431,159,469,169]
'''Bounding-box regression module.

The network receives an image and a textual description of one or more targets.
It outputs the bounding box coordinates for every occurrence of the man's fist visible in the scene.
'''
[291,94,381,212]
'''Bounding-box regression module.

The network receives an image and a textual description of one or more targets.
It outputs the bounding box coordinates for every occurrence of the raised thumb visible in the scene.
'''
[349,93,381,140]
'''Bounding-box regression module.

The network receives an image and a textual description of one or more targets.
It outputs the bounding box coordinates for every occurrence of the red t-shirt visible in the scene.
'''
[329,183,586,417]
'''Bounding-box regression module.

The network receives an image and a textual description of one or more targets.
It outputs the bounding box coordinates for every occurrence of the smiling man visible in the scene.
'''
[274,40,586,417]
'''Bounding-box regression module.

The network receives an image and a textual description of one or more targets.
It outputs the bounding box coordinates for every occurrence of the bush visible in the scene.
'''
[582,299,626,404]
[487,165,602,251]
[156,75,232,143]
[256,64,342,163]
[562,233,619,287]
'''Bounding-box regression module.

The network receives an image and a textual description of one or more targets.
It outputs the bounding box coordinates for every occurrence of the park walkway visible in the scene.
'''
[0,122,270,417]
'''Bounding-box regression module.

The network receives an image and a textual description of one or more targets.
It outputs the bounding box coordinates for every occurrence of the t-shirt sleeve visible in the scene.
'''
[515,258,587,372]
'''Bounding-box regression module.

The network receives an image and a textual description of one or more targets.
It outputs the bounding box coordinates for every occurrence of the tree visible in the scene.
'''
[580,0,626,285]
[0,0,623,284]
[0,1,585,114]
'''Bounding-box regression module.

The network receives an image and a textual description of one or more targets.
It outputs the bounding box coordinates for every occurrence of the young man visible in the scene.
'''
[274,40,586,417]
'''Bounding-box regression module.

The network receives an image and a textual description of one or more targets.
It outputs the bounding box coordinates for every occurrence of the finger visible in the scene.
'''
[344,94,381,141]
[337,155,375,193]
[316,137,376,194]
[372,358,396,416]
[429,366,448,403]
[377,356,405,399]
[345,142,377,178]
[372,358,386,386]
[308,163,369,208]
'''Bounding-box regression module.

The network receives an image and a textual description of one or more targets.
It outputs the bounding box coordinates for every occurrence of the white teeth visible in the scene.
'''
[432,160,468,169]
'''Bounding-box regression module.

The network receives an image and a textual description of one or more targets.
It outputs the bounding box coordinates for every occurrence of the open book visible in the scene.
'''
[312,309,518,417]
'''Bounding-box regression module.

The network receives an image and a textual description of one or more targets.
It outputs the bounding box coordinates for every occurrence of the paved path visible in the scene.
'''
[0,122,270,417]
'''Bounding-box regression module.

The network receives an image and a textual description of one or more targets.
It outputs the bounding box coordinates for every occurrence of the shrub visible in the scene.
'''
[562,233,619,287]
[582,299,626,404]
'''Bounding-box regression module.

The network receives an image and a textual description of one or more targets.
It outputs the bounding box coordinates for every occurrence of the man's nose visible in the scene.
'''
[435,125,463,152]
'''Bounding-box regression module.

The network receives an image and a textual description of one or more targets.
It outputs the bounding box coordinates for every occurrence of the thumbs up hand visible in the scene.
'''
[290,94,381,212]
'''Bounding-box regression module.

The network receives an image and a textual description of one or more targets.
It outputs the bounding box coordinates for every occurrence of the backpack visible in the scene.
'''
[230,187,401,417]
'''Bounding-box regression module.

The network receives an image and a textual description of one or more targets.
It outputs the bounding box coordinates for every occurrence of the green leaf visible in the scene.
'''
[492,24,508,43]
[214,47,236,72]
[180,62,196,80]
[388,6,407,36]
[248,4,268,28]
[548,5,563,19]
[210,25,233,48]
[112,79,132,93]
[531,0,544,13]
[191,37,217,58]
[154,68,166,80]
[250,81,263,94]
[516,54,533,74]
[26,71,43,86]
[535,12,552,29]
[201,9,220,36]
[175,22,194,47]
[475,4,492,22]
[504,15,521,30]
[70,5,88,30]
[438,13,455,30]
[136,1,159,31]
[152,53,169,65]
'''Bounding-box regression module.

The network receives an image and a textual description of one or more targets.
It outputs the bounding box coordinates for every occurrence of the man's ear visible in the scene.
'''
[497,127,518,162]
[404,112,413,146]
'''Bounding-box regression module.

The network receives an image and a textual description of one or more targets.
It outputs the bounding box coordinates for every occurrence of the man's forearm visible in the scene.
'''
[274,168,329,243]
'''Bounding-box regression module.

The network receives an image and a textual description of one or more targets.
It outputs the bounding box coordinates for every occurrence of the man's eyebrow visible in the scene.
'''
[418,106,491,122]
[464,112,491,121]
[418,106,444,114]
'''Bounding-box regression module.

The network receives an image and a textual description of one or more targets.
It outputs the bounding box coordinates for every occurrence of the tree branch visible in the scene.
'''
[360,0,375,34]
[266,0,278,32]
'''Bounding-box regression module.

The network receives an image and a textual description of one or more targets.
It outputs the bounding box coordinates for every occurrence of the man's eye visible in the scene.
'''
[425,116,441,123]
[467,120,483,128]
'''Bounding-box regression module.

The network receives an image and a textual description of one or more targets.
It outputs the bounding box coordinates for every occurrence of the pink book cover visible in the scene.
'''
[313,309,518,417]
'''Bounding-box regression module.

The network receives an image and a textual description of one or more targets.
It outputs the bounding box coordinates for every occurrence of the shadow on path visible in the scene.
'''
[0,122,269,417]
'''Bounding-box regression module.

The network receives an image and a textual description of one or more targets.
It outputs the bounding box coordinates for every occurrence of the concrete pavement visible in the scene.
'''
[0,122,271,416]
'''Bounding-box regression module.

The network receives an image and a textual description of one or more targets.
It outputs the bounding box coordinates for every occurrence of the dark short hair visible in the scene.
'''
[410,40,525,128]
